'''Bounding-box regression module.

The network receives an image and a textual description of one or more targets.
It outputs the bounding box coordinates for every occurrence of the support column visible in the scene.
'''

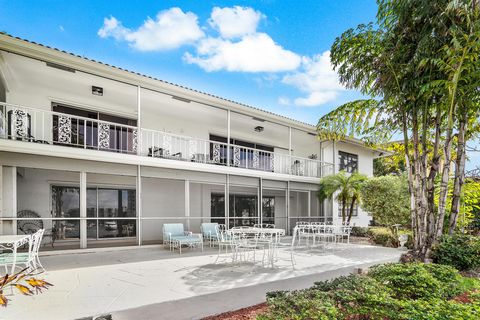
[136,85,141,156]
[136,165,142,246]
[259,178,263,225]
[185,180,190,230]
[307,190,311,219]
[288,127,292,174]
[225,175,229,227]
[227,110,231,166]
[286,181,290,234]
[332,141,339,224]
[79,171,87,249]
[1,166,16,234]
[319,141,323,177]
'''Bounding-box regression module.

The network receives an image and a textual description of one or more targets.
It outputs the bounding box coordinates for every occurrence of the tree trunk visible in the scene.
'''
[411,107,429,257]
[341,197,347,224]
[426,105,442,248]
[449,111,467,234]
[401,110,419,250]
[347,196,357,225]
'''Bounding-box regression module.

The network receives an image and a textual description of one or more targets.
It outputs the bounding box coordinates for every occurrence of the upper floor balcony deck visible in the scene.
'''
[0,102,334,178]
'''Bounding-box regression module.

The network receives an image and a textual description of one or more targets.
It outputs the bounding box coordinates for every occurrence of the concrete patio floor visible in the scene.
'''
[2,241,402,320]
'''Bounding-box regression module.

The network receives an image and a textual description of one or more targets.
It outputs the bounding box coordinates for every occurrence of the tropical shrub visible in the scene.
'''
[258,263,480,320]
[368,263,464,300]
[360,175,410,232]
[432,234,480,271]
[350,226,369,237]
[368,227,399,247]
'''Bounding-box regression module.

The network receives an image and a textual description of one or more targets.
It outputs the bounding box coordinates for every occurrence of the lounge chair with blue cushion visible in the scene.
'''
[200,223,219,247]
[162,223,203,253]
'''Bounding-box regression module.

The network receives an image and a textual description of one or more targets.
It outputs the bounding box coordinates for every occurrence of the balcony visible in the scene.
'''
[0,102,333,178]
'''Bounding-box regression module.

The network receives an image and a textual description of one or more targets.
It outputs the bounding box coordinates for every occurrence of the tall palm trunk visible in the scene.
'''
[347,195,357,225]
[449,111,467,234]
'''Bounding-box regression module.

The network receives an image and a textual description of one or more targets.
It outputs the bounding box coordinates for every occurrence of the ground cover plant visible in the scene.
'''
[258,263,480,320]
[432,234,480,271]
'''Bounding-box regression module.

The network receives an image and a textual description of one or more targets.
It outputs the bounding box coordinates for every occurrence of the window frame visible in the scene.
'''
[338,151,359,173]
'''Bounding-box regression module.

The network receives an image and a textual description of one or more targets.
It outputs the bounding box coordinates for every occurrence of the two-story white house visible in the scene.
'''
[0,34,382,250]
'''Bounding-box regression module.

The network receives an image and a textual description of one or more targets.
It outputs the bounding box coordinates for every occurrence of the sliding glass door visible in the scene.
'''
[52,185,136,241]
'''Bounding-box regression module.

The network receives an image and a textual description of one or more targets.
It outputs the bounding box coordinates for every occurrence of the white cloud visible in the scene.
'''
[184,33,301,72]
[278,96,291,106]
[293,91,339,107]
[98,8,204,51]
[281,51,345,106]
[209,6,263,39]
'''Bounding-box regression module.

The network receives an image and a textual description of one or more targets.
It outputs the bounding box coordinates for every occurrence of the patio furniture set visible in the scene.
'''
[0,229,45,276]
[162,222,286,267]
[292,222,352,247]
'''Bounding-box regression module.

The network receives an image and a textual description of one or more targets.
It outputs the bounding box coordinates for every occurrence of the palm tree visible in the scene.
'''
[318,171,368,224]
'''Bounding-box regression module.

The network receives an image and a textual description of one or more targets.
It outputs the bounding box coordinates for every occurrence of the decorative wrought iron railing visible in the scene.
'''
[0,102,334,178]
[0,102,137,153]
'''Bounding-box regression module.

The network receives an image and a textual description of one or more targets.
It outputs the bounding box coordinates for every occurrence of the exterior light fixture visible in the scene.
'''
[254,126,264,132]
[92,86,103,96]
[172,96,191,103]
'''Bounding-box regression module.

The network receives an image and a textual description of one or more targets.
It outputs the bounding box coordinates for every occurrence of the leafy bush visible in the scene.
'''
[368,263,464,300]
[432,234,480,271]
[350,226,369,237]
[259,263,480,320]
[259,289,338,320]
[360,175,410,228]
[368,227,399,247]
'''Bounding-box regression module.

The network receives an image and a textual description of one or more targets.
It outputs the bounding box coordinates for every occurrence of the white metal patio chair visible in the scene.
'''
[0,229,45,274]
[313,224,336,246]
[215,229,236,263]
[297,224,316,247]
[335,225,352,243]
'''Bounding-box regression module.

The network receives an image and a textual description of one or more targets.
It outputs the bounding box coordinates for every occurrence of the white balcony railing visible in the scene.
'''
[141,129,333,177]
[0,102,333,178]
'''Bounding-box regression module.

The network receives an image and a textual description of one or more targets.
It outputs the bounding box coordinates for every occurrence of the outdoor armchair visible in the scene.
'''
[200,223,219,247]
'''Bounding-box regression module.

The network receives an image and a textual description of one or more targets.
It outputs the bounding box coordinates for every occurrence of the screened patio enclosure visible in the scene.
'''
[1,158,329,250]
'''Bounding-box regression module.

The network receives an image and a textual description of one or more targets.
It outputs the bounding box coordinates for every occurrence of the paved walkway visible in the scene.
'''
[1,243,402,320]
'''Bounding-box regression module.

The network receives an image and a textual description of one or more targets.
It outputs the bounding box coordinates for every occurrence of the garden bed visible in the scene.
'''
[202,303,268,320]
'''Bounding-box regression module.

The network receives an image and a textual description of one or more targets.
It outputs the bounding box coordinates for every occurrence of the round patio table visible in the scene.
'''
[0,234,31,274]
[229,227,285,236]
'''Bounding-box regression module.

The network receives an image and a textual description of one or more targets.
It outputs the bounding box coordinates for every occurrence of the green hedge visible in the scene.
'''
[432,234,480,271]
[368,227,399,247]
[258,263,480,320]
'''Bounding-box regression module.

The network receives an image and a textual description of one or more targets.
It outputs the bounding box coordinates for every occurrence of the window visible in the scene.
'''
[339,151,358,173]
[209,135,274,171]
[262,196,275,225]
[52,185,136,240]
[338,203,358,217]
[52,103,137,153]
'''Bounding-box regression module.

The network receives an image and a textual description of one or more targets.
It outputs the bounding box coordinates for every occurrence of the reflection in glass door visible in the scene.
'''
[262,197,275,225]
[51,186,80,239]
[88,188,136,239]
[211,193,263,228]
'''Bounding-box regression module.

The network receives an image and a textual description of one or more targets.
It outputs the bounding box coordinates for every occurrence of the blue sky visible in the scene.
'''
[0,0,376,124]
[0,0,478,169]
